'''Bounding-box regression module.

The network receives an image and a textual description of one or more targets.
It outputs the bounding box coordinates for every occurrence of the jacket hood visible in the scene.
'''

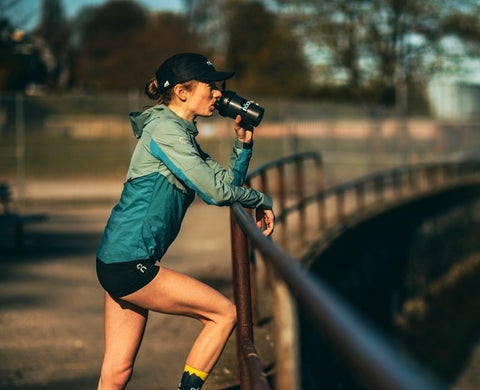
[129,105,198,139]
[129,107,162,139]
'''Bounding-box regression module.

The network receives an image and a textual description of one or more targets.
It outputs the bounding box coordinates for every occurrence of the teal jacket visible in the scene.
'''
[97,104,273,264]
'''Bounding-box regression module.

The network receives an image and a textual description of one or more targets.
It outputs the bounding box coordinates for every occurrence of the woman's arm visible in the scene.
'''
[197,139,252,186]
[198,116,254,186]
[149,121,272,210]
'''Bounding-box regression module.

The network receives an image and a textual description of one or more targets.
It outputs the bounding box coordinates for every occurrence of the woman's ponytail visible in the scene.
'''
[145,78,161,100]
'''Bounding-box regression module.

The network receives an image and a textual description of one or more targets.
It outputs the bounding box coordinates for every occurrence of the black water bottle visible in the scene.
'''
[214,90,264,127]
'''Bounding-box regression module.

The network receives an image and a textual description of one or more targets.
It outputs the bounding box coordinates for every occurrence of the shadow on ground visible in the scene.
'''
[0,201,240,390]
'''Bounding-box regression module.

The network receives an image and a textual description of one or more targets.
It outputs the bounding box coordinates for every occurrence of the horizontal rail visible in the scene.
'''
[245,151,323,251]
[246,151,322,182]
[266,157,480,254]
[298,160,480,233]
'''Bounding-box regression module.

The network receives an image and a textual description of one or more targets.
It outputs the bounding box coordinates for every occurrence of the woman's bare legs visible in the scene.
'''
[123,266,237,373]
[98,294,148,390]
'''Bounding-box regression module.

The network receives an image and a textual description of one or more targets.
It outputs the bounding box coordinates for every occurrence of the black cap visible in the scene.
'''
[155,53,234,93]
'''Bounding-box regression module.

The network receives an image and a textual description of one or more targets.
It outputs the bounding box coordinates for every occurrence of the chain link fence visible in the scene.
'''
[1,91,480,202]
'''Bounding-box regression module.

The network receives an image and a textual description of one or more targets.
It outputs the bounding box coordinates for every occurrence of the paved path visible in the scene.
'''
[0,194,238,390]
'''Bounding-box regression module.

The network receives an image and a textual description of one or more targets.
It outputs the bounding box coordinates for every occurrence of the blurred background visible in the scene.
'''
[2,0,480,200]
[2,1,480,389]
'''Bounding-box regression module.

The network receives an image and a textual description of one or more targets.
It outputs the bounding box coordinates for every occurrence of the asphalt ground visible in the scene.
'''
[4,179,480,390]
[0,193,242,390]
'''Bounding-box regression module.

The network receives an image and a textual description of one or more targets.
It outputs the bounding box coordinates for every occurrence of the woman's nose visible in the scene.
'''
[213,89,222,98]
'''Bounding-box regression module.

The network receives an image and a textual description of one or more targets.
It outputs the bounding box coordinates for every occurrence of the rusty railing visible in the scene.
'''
[229,152,480,389]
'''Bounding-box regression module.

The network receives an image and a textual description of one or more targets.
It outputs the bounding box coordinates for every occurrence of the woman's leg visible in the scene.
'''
[98,292,148,390]
[122,266,237,373]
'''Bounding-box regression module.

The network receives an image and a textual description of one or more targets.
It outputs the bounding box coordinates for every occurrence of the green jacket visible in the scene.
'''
[97,104,272,264]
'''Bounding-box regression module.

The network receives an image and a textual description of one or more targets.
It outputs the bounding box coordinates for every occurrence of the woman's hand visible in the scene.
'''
[234,115,254,144]
[256,208,275,236]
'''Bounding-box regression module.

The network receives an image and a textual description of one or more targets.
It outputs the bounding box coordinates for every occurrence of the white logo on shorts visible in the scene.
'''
[137,263,147,273]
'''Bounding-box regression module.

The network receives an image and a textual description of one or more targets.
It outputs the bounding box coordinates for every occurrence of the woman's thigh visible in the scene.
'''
[102,292,149,367]
[122,266,234,322]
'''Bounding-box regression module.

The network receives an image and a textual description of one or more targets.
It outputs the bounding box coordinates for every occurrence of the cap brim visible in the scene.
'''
[196,71,235,82]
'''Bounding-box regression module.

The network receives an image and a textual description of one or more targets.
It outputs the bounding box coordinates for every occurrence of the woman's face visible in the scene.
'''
[186,81,222,119]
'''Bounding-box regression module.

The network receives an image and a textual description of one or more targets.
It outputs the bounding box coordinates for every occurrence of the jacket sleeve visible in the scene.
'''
[149,121,273,209]
[195,139,253,186]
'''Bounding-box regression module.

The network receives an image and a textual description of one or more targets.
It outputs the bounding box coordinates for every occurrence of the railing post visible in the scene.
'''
[242,339,270,389]
[391,170,401,199]
[230,208,255,389]
[295,158,307,247]
[259,171,268,195]
[15,92,26,202]
[271,273,301,390]
[374,176,384,204]
[336,188,345,221]
[314,155,325,231]
[277,164,288,250]
[355,182,365,211]
[438,163,446,185]
[407,167,414,194]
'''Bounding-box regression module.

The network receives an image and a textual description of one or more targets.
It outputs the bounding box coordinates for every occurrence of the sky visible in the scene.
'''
[5,0,185,31]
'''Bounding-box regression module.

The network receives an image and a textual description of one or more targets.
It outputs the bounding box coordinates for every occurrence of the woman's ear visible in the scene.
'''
[173,84,188,102]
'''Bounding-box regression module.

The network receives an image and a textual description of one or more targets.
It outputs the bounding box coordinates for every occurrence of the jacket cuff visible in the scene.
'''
[260,193,273,210]
[234,138,254,150]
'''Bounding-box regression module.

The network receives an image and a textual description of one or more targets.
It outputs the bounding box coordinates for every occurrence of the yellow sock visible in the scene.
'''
[184,364,209,381]
[178,364,209,390]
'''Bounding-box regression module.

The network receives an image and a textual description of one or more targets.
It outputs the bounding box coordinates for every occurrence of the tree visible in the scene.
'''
[182,0,311,97]
[75,0,209,91]
[75,0,148,90]
[225,1,310,96]
[274,0,480,108]
[0,0,51,91]
[34,0,71,88]
[183,0,227,52]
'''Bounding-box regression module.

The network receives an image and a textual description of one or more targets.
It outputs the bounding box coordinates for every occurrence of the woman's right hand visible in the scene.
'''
[256,208,275,236]
[234,115,254,144]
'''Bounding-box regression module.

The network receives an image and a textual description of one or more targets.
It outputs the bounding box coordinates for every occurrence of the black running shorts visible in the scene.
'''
[96,258,160,299]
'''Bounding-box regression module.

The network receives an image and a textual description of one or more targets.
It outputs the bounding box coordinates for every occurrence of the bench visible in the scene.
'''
[0,182,48,249]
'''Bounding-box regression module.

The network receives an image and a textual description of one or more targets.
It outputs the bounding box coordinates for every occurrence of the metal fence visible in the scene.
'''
[2,91,480,203]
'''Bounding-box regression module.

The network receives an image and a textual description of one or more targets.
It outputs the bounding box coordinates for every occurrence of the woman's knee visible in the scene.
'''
[220,300,237,330]
[199,298,236,335]
[99,363,134,389]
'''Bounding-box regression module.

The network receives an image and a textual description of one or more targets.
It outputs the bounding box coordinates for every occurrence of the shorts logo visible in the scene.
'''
[137,263,147,273]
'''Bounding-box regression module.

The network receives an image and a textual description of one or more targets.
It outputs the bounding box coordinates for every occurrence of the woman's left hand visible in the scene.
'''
[234,115,254,144]
[256,208,275,236]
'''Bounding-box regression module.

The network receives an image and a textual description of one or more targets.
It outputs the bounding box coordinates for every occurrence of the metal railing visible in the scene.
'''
[228,152,480,389]
[245,151,323,252]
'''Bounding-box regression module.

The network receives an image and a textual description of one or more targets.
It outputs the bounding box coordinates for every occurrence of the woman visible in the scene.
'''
[96,52,275,390]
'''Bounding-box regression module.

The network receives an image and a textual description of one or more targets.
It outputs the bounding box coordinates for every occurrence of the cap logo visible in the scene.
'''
[164,80,170,88]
